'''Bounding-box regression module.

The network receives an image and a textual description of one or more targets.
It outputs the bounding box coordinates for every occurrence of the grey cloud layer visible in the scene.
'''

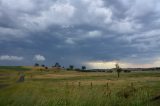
[0,0,160,67]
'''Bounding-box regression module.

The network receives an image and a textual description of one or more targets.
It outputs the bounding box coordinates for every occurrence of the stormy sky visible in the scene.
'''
[1,0,160,69]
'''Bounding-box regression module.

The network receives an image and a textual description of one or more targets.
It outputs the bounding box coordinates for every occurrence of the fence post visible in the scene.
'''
[91,82,93,89]
[106,83,109,90]
[78,82,81,87]
[131,82,133,88]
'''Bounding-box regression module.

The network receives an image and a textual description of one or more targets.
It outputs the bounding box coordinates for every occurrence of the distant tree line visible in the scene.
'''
[34,62,160,73]
[34,62,87,71]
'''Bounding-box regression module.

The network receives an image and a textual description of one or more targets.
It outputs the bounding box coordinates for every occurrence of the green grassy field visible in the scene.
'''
[0,66,160,106]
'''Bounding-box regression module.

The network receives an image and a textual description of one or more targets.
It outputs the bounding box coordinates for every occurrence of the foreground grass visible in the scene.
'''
[0,67,160,106]
[0,81,154,106]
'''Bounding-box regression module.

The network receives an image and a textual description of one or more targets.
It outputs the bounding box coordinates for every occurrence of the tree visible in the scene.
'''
[45,67,48,70]
[69,65,74,70]
[81,66,86,70]
[41,64,45,67]
[34,63,39,67]
[115,63,122,78]
[54,62,61,68]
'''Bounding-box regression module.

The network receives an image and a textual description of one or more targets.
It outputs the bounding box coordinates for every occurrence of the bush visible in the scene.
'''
[124,70,131,73]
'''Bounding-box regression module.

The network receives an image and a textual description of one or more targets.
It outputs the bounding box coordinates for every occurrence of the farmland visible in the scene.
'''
[0,66,160,106]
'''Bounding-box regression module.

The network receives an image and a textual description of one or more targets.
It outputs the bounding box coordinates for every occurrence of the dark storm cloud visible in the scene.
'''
[1,0,160,68]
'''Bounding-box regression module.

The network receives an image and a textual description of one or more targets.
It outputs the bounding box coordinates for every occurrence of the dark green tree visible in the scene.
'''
[34,63,39,67]
[81,66,86,70]
[69,65,74,70]
[54,63,61,68]
[115,63,122,78]
[41,64,45,67]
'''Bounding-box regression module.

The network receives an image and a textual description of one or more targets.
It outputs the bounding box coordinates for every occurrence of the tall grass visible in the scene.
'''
[0,69,160,106]
[0,81,152,106]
